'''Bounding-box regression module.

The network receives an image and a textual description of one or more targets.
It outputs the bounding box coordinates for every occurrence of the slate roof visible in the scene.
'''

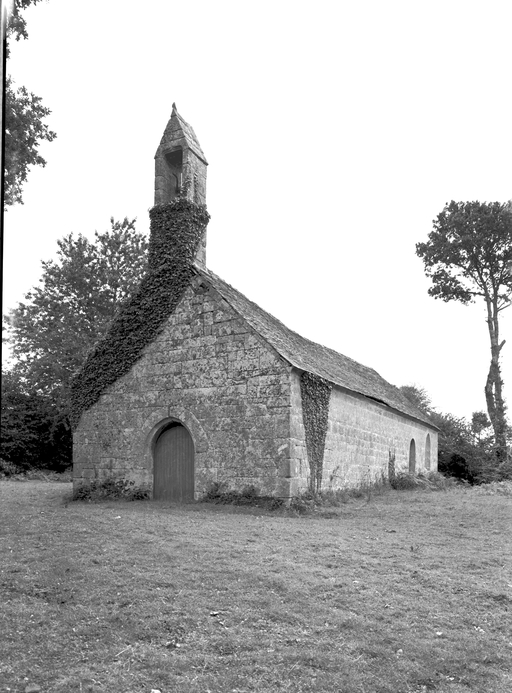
[175,111,208,164]
[197,266,436,429]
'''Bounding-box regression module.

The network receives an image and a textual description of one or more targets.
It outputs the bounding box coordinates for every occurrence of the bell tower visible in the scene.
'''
[154,104,208,206]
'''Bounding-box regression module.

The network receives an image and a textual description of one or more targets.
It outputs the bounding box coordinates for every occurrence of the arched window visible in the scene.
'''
[409,439,416,474]
[425,434,431,470]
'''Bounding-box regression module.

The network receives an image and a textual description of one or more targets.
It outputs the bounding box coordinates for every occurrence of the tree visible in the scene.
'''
[1,369,47,469]
[3,218,149,466]
[471,411,492,445]
[416,201,512,464]
[399,384,496,483]
[7,1,46,44]
[0,368,70,472]
[398,384,433,415]
[4,76,56,206]
[4,0,56,207]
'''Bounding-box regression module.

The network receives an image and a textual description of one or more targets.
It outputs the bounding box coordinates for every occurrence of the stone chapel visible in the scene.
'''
[71,105,438,500]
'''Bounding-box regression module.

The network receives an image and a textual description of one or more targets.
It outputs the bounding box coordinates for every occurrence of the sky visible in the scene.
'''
[3,0,511,421]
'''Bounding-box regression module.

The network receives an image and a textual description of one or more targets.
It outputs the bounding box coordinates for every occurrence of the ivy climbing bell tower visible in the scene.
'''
[154,103,209,266]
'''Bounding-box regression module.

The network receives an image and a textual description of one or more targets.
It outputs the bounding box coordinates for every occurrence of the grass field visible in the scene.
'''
[0,481,511,693]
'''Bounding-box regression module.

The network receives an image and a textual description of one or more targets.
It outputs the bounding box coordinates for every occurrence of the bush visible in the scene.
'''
[438,452,474,483]
[475,452,512,484]
[470,480,512,496]
[389,472,421,490]
[390,471,458,491]
[0,462,73,483]
[0,458,23,477]
[423,471,459,490]
[288,490,317,514]
[438,449,512,485]
[1,369,72,472]
[72,478,149,502]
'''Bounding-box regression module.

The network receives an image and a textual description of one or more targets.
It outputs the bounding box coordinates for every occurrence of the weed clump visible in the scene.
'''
[289,491,318,515]
[201,482,284,510]
[469,480,512,496]
[73,478,150,502]
[289,478,385,514]
[389,471,457,491]
[0,460,73,482]
[389,472,419,490]
[290,471,458,513]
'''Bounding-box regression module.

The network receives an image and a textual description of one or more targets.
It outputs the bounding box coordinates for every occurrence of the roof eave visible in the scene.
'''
[290,365,440,431]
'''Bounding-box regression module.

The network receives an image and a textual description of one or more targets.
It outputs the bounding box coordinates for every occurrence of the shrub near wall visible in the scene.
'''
[70,199,209,429]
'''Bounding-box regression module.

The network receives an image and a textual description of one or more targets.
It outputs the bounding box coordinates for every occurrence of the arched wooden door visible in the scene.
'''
[154,424,194,501]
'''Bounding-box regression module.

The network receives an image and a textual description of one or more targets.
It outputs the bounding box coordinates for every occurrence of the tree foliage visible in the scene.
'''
[2,218,149,468]
[400,384,510,483]
[0,369,71,472]
[4,76,56,206]
[1,369,48,469]
[4,0,56,206]
[7,0,46,47]
[471,411,492,443]
[416,200,512,463]
[397,385,432,415]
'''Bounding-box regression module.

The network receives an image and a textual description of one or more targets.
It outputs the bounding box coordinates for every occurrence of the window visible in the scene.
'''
[409,439,416,473]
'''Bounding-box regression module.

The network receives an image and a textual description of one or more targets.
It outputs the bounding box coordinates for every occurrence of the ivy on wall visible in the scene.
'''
[70,198,209,430]
[300,372,332,492]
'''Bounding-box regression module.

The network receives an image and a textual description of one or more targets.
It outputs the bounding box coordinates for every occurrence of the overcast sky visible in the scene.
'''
[3,0,511,421]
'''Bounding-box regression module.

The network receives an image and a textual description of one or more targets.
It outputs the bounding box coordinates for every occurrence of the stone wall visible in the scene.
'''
[186,152,207,267]
[73,280,293,498]
[154,146,207,208]
[289,371,438,491]
[289,372,309,495]
[185,150,207,206]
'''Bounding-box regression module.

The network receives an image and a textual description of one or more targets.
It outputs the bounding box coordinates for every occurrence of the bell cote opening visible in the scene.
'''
[164,148,183,201]
[154,104,208,206]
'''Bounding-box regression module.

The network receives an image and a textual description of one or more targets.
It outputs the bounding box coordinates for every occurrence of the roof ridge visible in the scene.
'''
[196,266,437,429]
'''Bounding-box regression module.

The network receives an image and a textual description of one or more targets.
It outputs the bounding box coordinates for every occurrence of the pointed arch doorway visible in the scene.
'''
[154,423,195,501]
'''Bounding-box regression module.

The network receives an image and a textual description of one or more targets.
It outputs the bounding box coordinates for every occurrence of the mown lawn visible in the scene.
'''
[0,481,511,693]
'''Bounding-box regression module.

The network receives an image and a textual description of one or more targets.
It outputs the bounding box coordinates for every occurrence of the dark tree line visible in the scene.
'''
[2,219,149,471]
[400,385,509,484]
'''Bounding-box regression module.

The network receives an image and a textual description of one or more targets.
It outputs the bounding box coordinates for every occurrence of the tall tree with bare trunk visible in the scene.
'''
[416,200,512,464]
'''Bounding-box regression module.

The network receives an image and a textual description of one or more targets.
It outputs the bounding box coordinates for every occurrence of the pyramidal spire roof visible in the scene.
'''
[157,103,208,164]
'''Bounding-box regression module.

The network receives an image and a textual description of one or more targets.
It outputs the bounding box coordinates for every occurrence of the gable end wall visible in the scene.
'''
[73,282,293,497]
